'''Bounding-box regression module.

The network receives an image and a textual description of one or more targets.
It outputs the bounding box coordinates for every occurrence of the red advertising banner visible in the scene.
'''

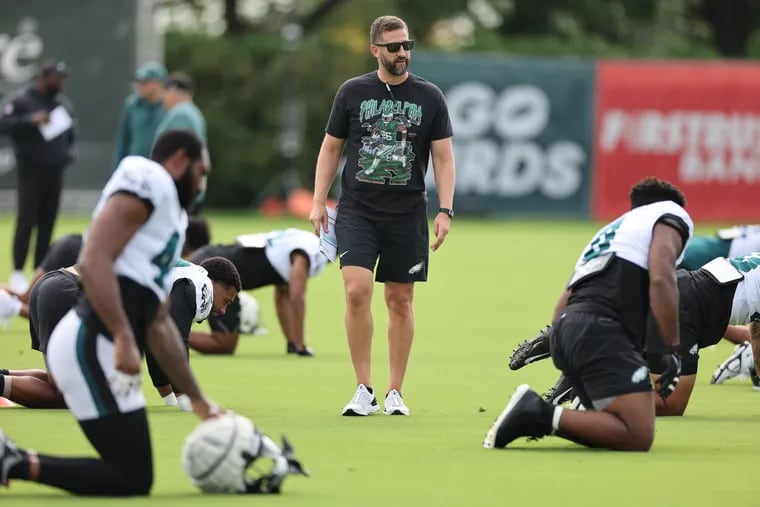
[593,61,760,221]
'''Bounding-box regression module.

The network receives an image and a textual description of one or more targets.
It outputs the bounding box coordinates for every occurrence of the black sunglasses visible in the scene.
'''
[374,40,414,52]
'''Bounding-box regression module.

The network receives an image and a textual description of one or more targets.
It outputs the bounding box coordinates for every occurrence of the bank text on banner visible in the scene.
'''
[593,60,760,221]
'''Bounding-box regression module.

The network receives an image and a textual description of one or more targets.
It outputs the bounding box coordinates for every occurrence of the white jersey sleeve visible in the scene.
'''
[169,260,214,322]
[89,156,187,301]
[727,225,760,258]
[259,228,327,282]
[574,200,693,271]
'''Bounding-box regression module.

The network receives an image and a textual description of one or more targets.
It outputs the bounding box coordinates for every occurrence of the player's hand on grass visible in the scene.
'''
[655,349,681,399]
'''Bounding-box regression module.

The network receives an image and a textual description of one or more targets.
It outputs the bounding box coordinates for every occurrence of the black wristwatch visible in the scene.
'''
[438,207,454,218]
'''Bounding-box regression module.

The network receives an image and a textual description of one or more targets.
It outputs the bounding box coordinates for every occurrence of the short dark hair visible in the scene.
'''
[166,72,194,93]
[629,177,686,209]
[370,15,408,44]
[185,215,211,254]
[200,256,241,292]
[151,130,202,164]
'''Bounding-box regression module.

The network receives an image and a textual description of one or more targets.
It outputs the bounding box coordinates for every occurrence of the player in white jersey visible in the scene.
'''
[644,253,760,413]
[146,257,241,408]
[484,177,692,452]
[679,224,760,271]
[189,228,331,356]
[0,257,240,410]
[676,224,760,347]
[512,252,760,417]
[0,130,218,495]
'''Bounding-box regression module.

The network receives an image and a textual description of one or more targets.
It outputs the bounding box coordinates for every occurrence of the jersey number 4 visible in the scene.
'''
[152,232,180,289]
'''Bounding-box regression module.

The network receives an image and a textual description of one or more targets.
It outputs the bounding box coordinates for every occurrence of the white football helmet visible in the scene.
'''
[182,413,308,494]
[238,292,260,334]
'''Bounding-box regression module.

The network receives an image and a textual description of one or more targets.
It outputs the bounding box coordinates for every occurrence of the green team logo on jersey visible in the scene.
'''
[582,218,623,263]
[729,252,760,273]
[357,98,421,185]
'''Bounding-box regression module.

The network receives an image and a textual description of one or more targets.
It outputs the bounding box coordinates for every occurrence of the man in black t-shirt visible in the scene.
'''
[309,15,456,417]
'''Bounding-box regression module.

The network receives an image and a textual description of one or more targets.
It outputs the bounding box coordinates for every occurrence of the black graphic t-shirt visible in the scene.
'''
[325,71,452,219]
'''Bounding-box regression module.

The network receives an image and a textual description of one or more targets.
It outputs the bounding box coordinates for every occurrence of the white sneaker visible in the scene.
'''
[0,290,21,328]
[176,394,193,412]
[8,271,27,294]
[341,384,379,416]
[711,342,754,384]
[0,290,21,318]
[383,389,409,416]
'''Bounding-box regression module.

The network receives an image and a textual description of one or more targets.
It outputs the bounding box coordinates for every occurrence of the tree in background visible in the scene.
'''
[160,0,760,207]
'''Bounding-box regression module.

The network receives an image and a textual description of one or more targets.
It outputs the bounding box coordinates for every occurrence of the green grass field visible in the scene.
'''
[0,213,755,506]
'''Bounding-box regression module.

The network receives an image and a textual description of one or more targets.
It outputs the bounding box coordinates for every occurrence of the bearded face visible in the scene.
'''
[175,159,198,210]
[379,50,409,76]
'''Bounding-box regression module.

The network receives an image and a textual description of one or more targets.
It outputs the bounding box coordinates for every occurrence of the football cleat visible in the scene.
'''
[543,374,576,406]
[710,341,755,384]
[483,384,554,449]
[287,342,315,357]
[508,325,552,370]
[750,367,760,391]
[0,429,24,487]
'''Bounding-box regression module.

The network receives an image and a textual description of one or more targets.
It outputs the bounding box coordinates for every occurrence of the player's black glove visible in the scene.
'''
[655,347,681,399]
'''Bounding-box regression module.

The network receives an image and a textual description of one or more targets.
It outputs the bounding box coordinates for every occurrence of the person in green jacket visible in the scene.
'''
[112,61,167,170]
[154,72,207,143]
[155,72,209,211]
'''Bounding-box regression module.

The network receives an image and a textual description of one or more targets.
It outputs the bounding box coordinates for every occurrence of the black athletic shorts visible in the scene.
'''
[646,310,701,376]
[29,268,82,353]
[190,244,284,290]
[646,269,736,376]
[335,206,429,283]
[550,311,652,409]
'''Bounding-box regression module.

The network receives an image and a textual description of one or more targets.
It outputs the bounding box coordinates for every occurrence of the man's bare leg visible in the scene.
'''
[556,391,655,451]
[1,375,65,408]
[342,266,374,388]
[652,373,696,416]
[385,281,414,394]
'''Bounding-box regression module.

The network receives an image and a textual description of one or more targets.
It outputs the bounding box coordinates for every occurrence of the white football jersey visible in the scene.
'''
[725,252,760,325]
[727,225,760,258]
[91,156,187,301]
[237,228,327,281]
[574,200,693,271]
[169,260,214,322]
